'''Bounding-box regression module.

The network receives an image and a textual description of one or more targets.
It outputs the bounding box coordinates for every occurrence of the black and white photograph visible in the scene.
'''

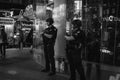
[0,0,120,80]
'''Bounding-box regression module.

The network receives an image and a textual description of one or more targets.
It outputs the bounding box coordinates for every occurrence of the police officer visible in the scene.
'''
[65,19,86,80]
[41,18,57,76]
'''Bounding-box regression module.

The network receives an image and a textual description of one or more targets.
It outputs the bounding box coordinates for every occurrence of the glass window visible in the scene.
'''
[83,0,120,66]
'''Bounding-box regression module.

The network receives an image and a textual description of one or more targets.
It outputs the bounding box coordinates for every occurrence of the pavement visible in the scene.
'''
[0,48,69,80]
[0,48,119,80]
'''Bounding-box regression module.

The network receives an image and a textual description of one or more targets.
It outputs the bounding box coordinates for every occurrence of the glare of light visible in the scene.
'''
[74,1,82,10]
[73,17,82,20]
[53,4,66,19]
[16,33,20,35]
[5,25,14,28]
[46,7,53,11]
[66,21,70,31]
[101,49,112,55]
[7,70,17,75]
[5,25,14,31]
[109,15,114,21]
[35,24,39,31]
[10,11,13,17]
[49,0,53,1]
[14,35,17,38]
[53,4,66,27]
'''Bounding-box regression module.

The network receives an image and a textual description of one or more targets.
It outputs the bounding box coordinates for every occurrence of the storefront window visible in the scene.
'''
[5,20,34,49]
[82,0,120,66]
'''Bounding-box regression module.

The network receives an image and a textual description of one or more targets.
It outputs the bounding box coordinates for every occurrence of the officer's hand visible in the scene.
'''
[65,36,69,40]
[44,33,52,38]
[65,36,74,40]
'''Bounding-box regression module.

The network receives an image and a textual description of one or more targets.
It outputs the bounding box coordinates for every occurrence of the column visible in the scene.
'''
[53,0,66,58]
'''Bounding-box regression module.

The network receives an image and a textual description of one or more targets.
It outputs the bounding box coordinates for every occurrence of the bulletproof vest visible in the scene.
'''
[66,28,85,49]
[42,25,57,45]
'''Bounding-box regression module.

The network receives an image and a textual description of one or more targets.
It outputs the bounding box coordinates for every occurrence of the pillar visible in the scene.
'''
[53,0,66,58]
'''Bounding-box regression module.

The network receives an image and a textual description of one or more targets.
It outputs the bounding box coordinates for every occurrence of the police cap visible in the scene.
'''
[72,19,82,27]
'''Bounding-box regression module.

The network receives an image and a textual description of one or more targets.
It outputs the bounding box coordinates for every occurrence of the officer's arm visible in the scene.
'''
[65,35,75,40]
[44,33,52,38]
[44,28,57,38]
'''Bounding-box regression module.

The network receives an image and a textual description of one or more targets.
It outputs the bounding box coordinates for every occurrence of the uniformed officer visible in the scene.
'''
[65,19,86,80]
[41,18,57,76]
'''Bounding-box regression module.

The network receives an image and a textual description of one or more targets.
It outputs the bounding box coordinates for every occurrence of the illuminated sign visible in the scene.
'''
[21,21,33,28]
[0,10,12,17]
[0,17,14,25]
[23,4,35,19]
[103,16,120,22]
[109,74,120,80]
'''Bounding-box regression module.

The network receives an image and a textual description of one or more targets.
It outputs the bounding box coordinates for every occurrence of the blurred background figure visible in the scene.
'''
[26,28,33,47]
[0,25,7,60]
[18,28,23,50]
[86,15,101,80]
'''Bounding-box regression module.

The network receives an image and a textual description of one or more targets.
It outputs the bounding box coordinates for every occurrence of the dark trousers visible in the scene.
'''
[67,50,86,80]
[86,47,101,80]
[0,43,6,59]
[44,45,55,72]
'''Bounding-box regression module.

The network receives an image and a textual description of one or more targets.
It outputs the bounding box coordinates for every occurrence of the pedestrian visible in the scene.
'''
[18,28,23,49]
[0,25,7,60]
[26,28,33,47]
[86,16,101,80]
[41,18,57,76]
[65,19,86,80]
[86,28,101,80]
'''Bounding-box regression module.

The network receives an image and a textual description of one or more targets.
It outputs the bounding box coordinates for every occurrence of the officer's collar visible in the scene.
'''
[48,25,53,28]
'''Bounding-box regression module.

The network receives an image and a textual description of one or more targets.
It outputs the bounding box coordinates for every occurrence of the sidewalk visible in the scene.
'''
[0,48,69,80]
[1,48,120,80]
[33,48,120,80]
[6,48,32,58]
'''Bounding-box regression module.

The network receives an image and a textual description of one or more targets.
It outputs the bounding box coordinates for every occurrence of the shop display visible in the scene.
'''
[13,21,34,48]
[82,0,120,66]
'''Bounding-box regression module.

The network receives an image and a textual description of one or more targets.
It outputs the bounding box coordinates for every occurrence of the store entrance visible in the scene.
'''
[13,20,34,49]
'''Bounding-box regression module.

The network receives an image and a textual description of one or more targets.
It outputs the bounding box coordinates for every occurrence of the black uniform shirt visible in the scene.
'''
[42,25,57,46]
[73,28,85,49]
[68,28,85,49]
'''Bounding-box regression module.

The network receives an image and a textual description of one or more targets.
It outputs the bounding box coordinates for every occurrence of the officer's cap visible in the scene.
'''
[46,18,54,24]
[72,19,82,27]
